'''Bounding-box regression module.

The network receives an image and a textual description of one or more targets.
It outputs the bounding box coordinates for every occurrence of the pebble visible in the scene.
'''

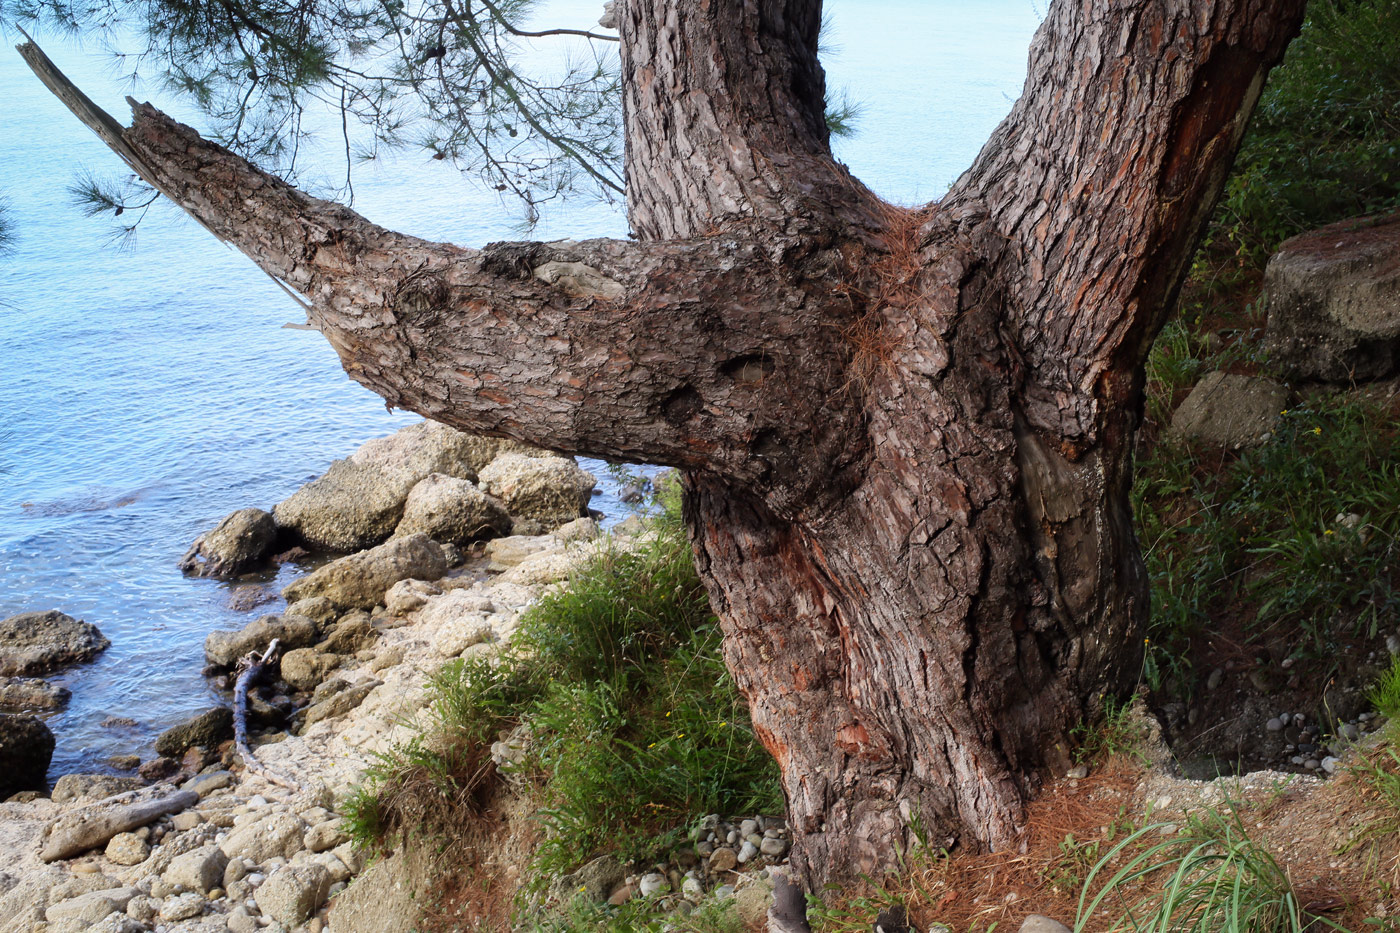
[1386,634,1400,655]
[740,819,759,837]
[737,840,759,863]
[1304,759,1320,770]
[1206,668,1224,690]
[1341,723,1361,742]
[1265,718,1283,732]
[694,840,713,857]
[759,837,788,858]
[708,847,738,873]
[1321,756,1340,775]
[1066,764,1089,779]
[714,884,735,899]
[726,829,739,845]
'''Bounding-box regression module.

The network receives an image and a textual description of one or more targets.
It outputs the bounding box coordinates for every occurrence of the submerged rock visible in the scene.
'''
[179,507,278,579]
[479,454,596,530]
[0,610,110,676]
[0,713,54,798]
[0,676,70,710]
[282,533,447,611]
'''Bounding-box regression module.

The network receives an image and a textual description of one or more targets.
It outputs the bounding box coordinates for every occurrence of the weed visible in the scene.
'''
[1367,655,1400,722]
[1043,808,1137,896]
[1071,696,1146,765]
[1074,805,1338,933]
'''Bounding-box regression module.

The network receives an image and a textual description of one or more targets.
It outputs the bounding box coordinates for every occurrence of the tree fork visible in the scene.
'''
[19,0,1310,891]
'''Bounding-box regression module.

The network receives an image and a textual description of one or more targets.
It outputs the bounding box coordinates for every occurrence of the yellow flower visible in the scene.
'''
[1324,529,1335,536]
[1313,427,1322,435]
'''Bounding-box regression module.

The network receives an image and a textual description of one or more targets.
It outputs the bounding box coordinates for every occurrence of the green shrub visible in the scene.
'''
[1367,655,1400,722]
[1212,0,1400,264]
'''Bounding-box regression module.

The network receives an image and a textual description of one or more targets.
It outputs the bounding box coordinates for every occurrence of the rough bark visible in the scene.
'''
[19,0,1308,890]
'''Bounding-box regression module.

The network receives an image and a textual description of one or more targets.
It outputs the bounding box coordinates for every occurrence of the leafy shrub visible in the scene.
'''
[1210,0,1400,265]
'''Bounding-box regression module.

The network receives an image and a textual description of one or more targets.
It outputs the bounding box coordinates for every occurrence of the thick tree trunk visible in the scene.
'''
[20,0,1308,890]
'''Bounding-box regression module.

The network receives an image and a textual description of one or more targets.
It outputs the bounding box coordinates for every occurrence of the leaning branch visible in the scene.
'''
[15,36,855,489]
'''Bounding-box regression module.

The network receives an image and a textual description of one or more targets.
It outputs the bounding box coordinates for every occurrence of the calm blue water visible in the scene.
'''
[0,1,1042,777]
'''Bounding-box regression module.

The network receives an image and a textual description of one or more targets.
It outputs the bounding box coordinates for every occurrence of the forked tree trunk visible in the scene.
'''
[20,0,1307,889]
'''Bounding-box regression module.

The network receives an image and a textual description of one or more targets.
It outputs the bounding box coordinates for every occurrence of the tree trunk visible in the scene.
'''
[19,0,1308,890]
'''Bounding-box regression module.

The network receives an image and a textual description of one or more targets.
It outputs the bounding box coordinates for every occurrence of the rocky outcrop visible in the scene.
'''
[179,508,277,579]
[0,714,54,798]
[204,614,318,668]
[272,421,550,552]
[1169,372,1288,449]
[478,455,596,530]
[281,534,447,611]
[1263,212,1400,382]
[0,611,109,676]
[392,473,512,545]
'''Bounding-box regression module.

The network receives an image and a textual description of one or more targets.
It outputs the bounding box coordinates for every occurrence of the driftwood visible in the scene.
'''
[40,786,198,862]
[234,638,297,790]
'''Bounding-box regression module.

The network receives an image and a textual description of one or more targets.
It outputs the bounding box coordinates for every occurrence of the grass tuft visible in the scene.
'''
[1073,805,1336,933]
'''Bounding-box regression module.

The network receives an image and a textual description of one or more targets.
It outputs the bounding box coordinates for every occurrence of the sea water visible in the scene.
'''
[0,0,1042,777]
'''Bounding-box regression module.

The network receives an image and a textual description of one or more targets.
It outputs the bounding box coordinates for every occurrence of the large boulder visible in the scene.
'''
[1262,212,1400,382]
[0,610,109,676]
[1169,372,1288,449]
[0,713,54,798]
[282,534,447,611]
[204,614,319,668]
[477,455,596,529]
[392,473,512,545]
[178,508,277,579]
[272,421,550,552]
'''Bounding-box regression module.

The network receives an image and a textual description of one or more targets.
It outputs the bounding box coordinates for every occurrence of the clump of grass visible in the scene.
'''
[344,482,781,897]
[1074,806,1336,933]
[1071,696,1148,765]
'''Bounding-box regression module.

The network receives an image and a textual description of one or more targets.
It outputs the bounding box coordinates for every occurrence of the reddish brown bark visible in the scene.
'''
[20,0,1308,890]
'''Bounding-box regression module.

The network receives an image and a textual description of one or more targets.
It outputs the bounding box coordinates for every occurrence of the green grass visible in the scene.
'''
[343,482,781,902]
[1133,393,1400,664]
[1073,806,1337,933]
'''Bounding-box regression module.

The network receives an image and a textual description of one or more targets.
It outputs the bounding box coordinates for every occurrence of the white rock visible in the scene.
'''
[638,872,669,897]
[158,891,205,921]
